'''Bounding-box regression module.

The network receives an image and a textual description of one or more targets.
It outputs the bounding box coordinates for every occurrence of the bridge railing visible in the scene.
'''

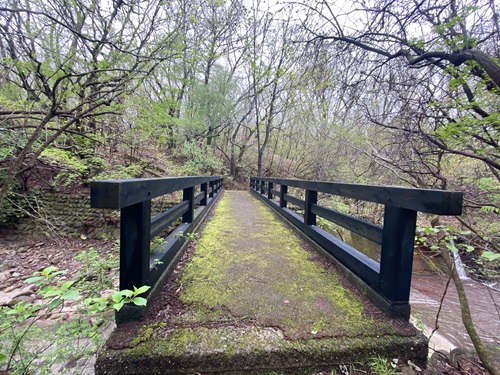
[91,176,223,320]
[250,177,462,318]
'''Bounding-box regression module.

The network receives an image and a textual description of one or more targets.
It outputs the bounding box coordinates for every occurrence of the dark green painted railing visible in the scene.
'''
[250,177,463,318]
[90,176,223,317]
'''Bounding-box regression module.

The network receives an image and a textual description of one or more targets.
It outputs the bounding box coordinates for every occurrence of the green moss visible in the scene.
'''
[120,325,426,372]
[97,192,428,374]
[176,191,396,339]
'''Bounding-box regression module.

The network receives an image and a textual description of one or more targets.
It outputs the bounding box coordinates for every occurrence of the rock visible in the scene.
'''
[0,285,36,306]
[11,294,36,304]
[4,283,22,293]
[429,350,450,365]
[401,366,417,375]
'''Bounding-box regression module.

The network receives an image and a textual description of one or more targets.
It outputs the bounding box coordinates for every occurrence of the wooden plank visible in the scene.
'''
[183,187,194,223]
[379,207,417,304]
[267,182,274,199]
[120,201,151,290]
[90,176,222,209]
[305,190,317,226]
[312,204,383,245]
[149,223,190,286]
[255,195,380,289]
[280,185,288,208]
[251,177,462,215]
[270,189,280,197]
[150,201,189,239]
[194,191,205,206]
[284,193,305,209]
[201,183,208,206]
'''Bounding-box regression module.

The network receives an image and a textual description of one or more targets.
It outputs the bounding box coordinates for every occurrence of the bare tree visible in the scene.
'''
[296,0,500,182]
[0,0,177,202]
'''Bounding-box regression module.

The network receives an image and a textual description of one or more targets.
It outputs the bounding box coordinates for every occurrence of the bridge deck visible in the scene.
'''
[96,191,427,374]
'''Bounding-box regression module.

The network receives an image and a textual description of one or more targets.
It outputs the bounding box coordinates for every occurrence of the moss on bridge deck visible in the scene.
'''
[96,191,427,374]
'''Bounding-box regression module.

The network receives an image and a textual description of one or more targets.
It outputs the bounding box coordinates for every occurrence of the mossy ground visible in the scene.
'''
[176,190,396,339]
[97,191,426,374]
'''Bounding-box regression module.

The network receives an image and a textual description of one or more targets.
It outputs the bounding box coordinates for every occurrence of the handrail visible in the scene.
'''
[250,177,463,318]
[91,176,223,321]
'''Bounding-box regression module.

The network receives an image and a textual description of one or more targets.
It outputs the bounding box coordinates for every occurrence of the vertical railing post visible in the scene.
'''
[260,180,265,194]
[267,182,273,199]
[209,181,214,198]
[250,178,254,190]
[120,201,151,290]
[379,206,417,308]
[201,182,208,206]
[305,189,317,226]
[280,184,288,208]
[183,186,194,223]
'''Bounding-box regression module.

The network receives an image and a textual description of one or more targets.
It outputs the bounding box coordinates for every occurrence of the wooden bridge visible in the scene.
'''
[90,176,462,374]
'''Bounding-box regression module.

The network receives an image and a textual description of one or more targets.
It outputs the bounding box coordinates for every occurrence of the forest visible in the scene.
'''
[0,0,499,373]
[2,0,499,271]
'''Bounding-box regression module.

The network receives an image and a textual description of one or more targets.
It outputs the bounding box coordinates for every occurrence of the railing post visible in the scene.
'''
[379,206,417,306]
[209,181,214,198]
[267,182,273,199]
[305,189,317,226]
[120,201,151,290]
[280,184,288,208]
[201,183,208,206]
[183,186,194,223]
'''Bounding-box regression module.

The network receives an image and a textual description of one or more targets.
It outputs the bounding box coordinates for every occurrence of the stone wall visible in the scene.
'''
[15,194,120,238]
[14,193,181,238]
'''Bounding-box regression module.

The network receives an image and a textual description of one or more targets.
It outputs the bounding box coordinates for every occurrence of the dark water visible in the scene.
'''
[410,255,500,351]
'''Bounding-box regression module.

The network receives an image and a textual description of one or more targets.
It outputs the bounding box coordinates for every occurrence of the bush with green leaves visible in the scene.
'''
[415,225,500,280]
[41,147,109,187]
[91,163,143,181]
[0,260,150,374]
[181,141,225,175]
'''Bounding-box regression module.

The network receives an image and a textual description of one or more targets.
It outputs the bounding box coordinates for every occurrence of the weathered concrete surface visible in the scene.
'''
[96,191,427,374]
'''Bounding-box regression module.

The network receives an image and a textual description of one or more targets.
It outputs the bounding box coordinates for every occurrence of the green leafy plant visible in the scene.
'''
[111,285,151,311]
[92,163,143,181]
[181,141,225,175]
[0,266,93,374]
[174,230,199,242]
[151,258,164,270]
[415,225,500,279]
[150,236,166,253]
[75,246,118,295]
[368,356,399,375]
[0,261,150,374]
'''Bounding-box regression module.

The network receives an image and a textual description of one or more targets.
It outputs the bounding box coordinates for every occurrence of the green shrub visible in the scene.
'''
[181,141,225,175]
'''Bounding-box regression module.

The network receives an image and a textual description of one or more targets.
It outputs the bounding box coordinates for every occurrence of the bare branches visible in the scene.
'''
[0,0,181,202]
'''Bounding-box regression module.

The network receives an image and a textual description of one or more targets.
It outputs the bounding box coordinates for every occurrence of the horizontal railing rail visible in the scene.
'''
[250,177,463,318]
[91,176,223,320]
